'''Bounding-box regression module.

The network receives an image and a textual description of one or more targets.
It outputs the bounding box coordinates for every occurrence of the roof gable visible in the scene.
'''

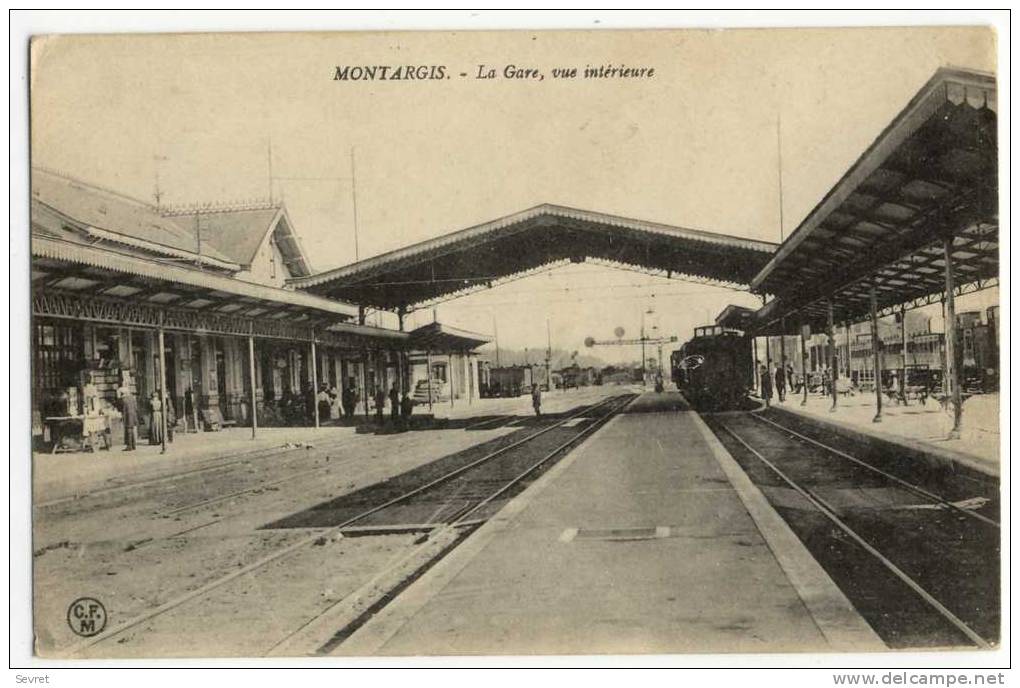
[31,168,237,266]
[192,205,313,277]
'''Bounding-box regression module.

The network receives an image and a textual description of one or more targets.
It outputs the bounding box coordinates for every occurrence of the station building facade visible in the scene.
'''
[30,169,483,449]
[764,307,999,392]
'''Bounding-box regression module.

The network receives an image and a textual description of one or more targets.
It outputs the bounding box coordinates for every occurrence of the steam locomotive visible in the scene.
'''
[671,325,753,411]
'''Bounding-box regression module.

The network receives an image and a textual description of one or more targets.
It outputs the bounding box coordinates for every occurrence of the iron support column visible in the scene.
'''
[362,348,370,417]
[799,320,808,406]
[157,323,168,454]
[943,236,962,438]
[310,333,319,429]
[827,301,837,412]
[900,305,909,406]
[870,284,883,423]
[426,349,433,412]
[779,319,787,402]
[248,332,257,440]
[752,336,760,392]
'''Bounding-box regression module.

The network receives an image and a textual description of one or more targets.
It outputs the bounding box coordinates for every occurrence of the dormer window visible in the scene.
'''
[269,239,277,279]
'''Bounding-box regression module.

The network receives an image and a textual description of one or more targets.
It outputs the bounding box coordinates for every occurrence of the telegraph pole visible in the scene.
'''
[546,319,552,391]
[350,147,361,261]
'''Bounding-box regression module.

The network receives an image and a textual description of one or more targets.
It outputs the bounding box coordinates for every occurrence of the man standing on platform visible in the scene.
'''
[119,383,138,451]
[760,362,773,408]
[531,383,542,417]
[400,392,414,431]
[388,383,400,424]
[775,359,786,403]
[374,386,386,423]
[342,379,357,420]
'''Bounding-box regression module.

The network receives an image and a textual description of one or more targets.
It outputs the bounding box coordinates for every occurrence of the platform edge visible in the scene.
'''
[334,399,635,656]
[688,409,887,652]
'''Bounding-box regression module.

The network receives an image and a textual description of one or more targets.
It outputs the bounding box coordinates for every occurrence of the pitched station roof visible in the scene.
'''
[32,233,359,324]
[32,168,239,269]
[178,205,314,277]
[750,67,997,335]
[290,204,777,310]
[406,321,492,352]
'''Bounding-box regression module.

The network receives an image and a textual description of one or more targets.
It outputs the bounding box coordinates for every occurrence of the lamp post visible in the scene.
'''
[641,308,655,387]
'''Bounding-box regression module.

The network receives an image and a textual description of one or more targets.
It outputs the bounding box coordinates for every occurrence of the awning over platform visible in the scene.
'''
[31,236,415,349]
[32,236,358,322]
[290,204,777,310]
[750,68,997,334]
[406,322,492,352]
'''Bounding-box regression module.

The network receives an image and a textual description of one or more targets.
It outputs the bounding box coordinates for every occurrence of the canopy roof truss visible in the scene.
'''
[291,204,776,311]
[750,68,997,335]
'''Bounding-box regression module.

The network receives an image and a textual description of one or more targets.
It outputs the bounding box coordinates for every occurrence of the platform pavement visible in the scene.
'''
[337,392,884,656]
[765,391,999,477]
[32,386,630,504]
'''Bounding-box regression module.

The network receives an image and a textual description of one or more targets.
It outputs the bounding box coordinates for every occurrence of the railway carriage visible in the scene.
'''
[671,325,752,411]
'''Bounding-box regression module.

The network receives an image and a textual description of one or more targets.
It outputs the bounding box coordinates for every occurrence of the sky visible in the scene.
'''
[29,26,997,363]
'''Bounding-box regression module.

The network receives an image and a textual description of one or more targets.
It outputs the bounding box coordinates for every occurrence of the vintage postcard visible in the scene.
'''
[25,24,1000,661]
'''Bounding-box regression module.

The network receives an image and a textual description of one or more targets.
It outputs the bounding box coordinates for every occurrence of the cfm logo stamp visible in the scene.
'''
[67,597,107,637]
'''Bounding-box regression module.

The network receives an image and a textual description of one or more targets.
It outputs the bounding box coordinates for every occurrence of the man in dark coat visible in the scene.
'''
[120,388,138,451]
[760,363,773,408]
[342,382,357,420]
[374,386,386,423]
[400,392,414,430]
[531,383,542,417]
[388,383,400,423]
[775,360,786,402]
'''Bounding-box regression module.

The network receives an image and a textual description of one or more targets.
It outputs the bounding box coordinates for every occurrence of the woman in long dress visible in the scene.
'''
[148,392,163,445]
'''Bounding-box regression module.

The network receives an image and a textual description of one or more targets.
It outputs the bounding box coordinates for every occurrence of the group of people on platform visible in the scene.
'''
[318,380,416,429]
[114,375,422,451]
[757,359,922,407]
[756,358,798,406]
[116,385,176,451]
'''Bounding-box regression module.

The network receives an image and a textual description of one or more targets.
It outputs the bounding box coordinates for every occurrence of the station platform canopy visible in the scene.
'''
[290,205,777,311]
[750,67,997,335]
[406,321,492,352]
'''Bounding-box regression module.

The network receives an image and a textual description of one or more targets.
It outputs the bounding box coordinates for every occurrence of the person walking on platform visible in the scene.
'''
[329,385,341,419]
[164,395,175,443]
[119,386,138,451]
[775,360,786,402]
[388,383,400,424]
[400,392,414,430]
[148,392,163,446]
[759,363,773,408]
[531,383,542,417]
[342,380,357,420]
[317,384,332,422]
[374,386,386,423]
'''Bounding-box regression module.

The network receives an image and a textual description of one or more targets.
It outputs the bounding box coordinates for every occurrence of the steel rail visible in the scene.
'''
[278,393,635,655]
[749,412,999,528]
[717,421,993,650]
[68,394,627,656]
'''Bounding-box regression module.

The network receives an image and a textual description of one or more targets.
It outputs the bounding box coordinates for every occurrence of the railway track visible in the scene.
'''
[35,432,365,510]
[68,393,633,657]
[709,412,999,649]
